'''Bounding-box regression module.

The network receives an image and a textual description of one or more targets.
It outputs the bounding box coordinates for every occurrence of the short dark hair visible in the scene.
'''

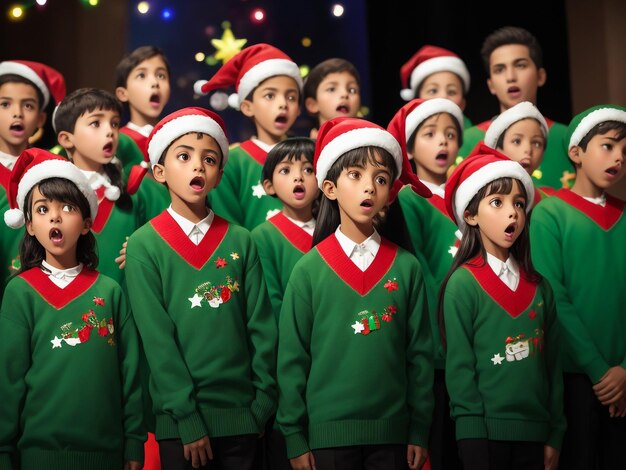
[0,74,44,109]
[303,58,361,101]
[480,26,543,74]
[115,45,170,88]
[569,121,626,169]
[262,137,315,183]
[54,88,122,135]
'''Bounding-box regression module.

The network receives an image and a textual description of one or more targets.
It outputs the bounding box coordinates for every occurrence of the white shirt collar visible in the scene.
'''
[250,137,275,153]
[420,179,445,198]
[285,215,316,236]
[126,122,154,137]
[583,193,607,207]
[167,206,214,244]
[486,252,519,289]
[0,150,18,170]
[79,169,111,189]
[41,261,83,288]
[335,226,381,259]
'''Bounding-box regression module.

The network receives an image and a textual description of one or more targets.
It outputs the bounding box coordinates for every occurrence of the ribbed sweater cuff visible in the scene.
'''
[0,454,11,470]
[455,416,488,440]
[408,424,430,448]
[586,357,610,384]
[284,431,310,459]
[124,438,145,463]
[177,412,208,444]
[547,429,565,451]
[251,390,276,429]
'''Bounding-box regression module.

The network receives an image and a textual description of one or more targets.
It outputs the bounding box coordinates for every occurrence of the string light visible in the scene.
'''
[161,7,172,20]
[137,1,149,14]
[8,4,24,21]
[331,4,344,17]
[251,8,265,23]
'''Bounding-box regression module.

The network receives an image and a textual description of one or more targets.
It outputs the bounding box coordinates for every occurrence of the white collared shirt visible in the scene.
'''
[126,122,154,137]
[486,252,520,291]
[42,261,83,289]
[420,179,446,198]
[251,137,275,153]
[167,206,214,245]
[583,193,606,207]
[285,215,316,236]
[0,150,18,170]
[335,226,381,271]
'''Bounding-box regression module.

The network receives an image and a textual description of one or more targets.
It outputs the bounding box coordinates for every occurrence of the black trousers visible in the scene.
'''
[159,435,257,470]
[457,439,543,470]
[429,369,462,470]
[559,373,626,470]
[312,444,407,470]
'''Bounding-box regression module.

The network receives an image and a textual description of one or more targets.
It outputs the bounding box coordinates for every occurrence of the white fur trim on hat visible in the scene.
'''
[484,101,548,148]
[0,61,50,107]
[400,88,415,102]
[147,114,229,168]
[236,58,303,104]
[316,127,403,188]
[454,160,534,233]
[194,80,208,96]
[568,107,626,149]
[405,98,464,142]
[410,56,470,95]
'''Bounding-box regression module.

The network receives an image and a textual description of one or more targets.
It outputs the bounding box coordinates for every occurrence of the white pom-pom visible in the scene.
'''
[4,208,25,229]
[140,160,149,169]
[400,88,415,101]
[104,185,121,201]
[209,91,229,111]
[194,80,208,96]
[227,93,241,110]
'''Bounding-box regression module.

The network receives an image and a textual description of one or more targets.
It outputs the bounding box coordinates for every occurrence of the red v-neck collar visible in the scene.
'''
[268,212,312,253]
[0,164,10,192]
[240,140,268,165]
[20,267,99,310]
[428,193,452,219]
[91,198,114,233]
[464,256,537,318]
[316,234,397,296]
[555,188,624,230]
[150,211,229,269]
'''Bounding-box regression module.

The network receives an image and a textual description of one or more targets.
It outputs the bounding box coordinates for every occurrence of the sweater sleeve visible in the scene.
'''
[251,227,283,322]
[208,153,244,226]
[276,266,313,459]
[443,270,488,440]
[405,263,434,447]
[125,238,207,444]
[530,207,609,382]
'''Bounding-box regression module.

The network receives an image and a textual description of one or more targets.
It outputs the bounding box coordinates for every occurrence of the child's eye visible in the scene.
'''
[447,90,458,97]
[177,152,190,161]
[511,138,521,145]
[0,101,9,108]
[278,167,289,175]
[447,131,457,140]
[35,205,47,214]
[263,92,275,100]
[287,94,298,102]
[89,121,100,128]
[203,155,216,165]
[532,140,544,149]
[515,200,526,209]
[24,103,35,110]
[157,73,168,80]
[303,167,314,175]
[602,143,613,151]
[62,204,75,213]
[326,86,336,93]
[348,87,359,94]
[490,198,502,208]
[425,88,437,95]
[136,72,145,79]
[347,170,360,179]
[375,175,388,185]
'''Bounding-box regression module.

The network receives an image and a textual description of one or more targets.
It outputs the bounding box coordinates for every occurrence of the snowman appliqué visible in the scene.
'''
[50,296,115,349]
[188,253,240,309]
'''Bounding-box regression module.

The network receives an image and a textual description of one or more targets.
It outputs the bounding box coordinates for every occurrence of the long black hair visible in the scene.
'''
[19,178,98,274]
[437,177,541,349]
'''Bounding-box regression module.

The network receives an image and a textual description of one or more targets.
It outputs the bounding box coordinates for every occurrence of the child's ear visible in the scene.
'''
[239,100,254,118]
[57,131,75,151]
[115,87,129,103]
[81,218,92,235]
[36,111,47,130]
[322,180,338,200]
[537,67,547,88]
[212,169,224,189]
[26,219,34,236]
[152,163,166,183]
[262,179,276,196]
[464,210,478,226]
[568,146,582,168]
[486,77,497,97]
[305,97,319,115]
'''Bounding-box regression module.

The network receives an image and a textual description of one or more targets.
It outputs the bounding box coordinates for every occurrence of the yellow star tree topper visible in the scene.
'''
[211,25,247,64]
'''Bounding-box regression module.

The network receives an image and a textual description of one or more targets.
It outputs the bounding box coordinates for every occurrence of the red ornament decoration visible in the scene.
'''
[215,257,228,268]
[384,279,399,292]
[93,296,105,306]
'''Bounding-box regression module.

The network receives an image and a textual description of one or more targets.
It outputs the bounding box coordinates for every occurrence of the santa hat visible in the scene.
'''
[484,101,549,148]
[567,104,626,150]
[4,148,98,229]
[147,107,229,168]
[0,60,66,108]
[444,149,534,233]
[194,43,303,111]
[400,45,470,101]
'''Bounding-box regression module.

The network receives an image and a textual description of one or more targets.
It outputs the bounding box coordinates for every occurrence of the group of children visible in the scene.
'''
[0,24,624,470]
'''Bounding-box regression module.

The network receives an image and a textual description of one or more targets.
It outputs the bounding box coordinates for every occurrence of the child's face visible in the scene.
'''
[240,76,300,145]
[305,71,361,126]
[410,113,459,185]
[487,44,546,112]
[154,132,223,213]
[569,130,626,194]
[116,55,170,126]
[464,179,527,261]
[418,71,465,110]
[500,118,545,176]
[59,107,120,172]
[26,185,91,270]
[263,156,319,219]
[0,82,45,156]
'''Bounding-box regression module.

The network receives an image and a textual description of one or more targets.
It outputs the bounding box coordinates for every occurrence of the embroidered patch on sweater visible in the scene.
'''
[490,304,544,366]
[351,278,400,335]
[189,276,240,309]
[50,296,115,349]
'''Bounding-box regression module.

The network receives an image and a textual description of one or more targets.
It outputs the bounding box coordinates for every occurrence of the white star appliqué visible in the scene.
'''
[51,336,63,349]
[251,181,266,198]
[448,245,458,257]
[351,321,365,334]
[189,293,203,308]
[266,208,280,219]
[491,353,504,365]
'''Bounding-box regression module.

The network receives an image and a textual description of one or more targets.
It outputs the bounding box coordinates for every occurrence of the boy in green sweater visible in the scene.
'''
[530,104,626,470]
[194,43,303,230]
[125,107,277,470]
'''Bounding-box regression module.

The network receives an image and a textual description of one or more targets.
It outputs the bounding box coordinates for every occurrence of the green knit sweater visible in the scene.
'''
[207,140,283,230]
[530,189,626,382]
[125,212,277,444]
[443,258,565,449]
[276,234,434,458]
[0,268,145,470]
[0,179,22,302]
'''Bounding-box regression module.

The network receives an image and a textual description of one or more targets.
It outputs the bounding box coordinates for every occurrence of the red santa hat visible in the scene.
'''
[484,101,549,148]
[400,45,470,101]
[194,43,303,111]
[146,107,229,168]
[444,149,534,233]
[0,60,66,108]
[4,148,98,229]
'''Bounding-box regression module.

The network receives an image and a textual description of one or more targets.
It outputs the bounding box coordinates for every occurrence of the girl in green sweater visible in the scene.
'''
[0,148,144,470]
[276,117,434,470]
[438,150,565,470]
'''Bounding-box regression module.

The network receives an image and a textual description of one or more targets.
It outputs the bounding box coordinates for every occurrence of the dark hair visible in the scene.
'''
[54,88,131,209]
[19,178,98,273]
[303,58,361,101]
[437,177,541,349]
[480,26,543,73]
[577,121,626,151]
[0,74,45,109]
[115,45,170,89]
[312,146,398,246]
[262,137,315,183]
[406,112,464,153]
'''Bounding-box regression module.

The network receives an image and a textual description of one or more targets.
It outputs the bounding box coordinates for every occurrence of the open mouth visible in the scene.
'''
[293,185,305,195]
[49,228,63,242]
[103,142,113,153]
[10,123,24,132]
[275,115,287,124]
[190,176,205,190]
[606,166,620,176]
[336,105,350,114]
[149,93,161,105]
[360,199,374,208]
[507,86,521,94]
[436,151,449,161]
[504,223,516,235]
